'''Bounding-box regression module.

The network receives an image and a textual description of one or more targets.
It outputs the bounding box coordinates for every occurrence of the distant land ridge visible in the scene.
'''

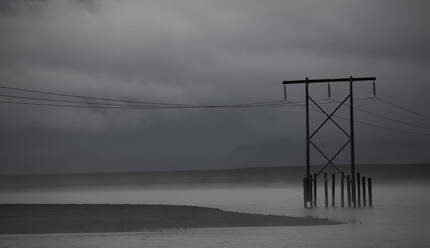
[0,164,429,190]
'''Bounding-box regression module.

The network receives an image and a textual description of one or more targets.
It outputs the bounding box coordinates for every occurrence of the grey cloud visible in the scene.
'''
[1,0,430,173]
[0,0,48,15]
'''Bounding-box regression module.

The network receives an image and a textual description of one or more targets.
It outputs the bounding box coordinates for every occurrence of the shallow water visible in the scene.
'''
[0,182,429,247]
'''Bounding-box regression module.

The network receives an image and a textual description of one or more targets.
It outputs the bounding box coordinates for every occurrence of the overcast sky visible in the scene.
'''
[0,0,429,174]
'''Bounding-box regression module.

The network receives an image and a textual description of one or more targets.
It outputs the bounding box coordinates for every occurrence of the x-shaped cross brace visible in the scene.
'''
[307,95,351,176]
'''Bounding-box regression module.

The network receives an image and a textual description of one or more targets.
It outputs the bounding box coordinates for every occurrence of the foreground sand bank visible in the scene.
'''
[0,204,339,234]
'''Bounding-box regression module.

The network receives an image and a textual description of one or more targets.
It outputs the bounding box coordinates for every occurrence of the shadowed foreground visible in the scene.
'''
[0,204,338,234]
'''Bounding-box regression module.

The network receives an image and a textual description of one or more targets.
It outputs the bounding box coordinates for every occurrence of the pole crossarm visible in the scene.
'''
[283,77,375,85]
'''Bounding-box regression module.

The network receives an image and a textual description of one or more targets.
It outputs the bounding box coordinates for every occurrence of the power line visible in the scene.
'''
[2,84,430,136]
[329,98,430,131]
[0,94,149,107]
[0,84,373,108]
[354,106,430,130]
[0,100,142,109]
[332,114,430,136]
[0,85,188,106]
[3,95,430,136]
[0,94,356,110]
[0,85,283,108]
[0,99,294,109]
[0,93,286,108]
[376,96,430,121]
[288,100,430,137]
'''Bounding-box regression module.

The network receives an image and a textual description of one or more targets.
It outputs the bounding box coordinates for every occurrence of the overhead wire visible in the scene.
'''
[329,98,430,131]
[333,115,430,136]
[0,100,292,109]
[0,98,294,110]
[354,106,430,131]
[0,85,284,108]
[1,84,430,136]
[375,96,430,121]
[287,99,430,137]
[0,85,188,106]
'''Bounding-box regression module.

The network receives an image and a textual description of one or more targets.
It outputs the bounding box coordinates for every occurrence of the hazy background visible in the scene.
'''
[0,0,430,174]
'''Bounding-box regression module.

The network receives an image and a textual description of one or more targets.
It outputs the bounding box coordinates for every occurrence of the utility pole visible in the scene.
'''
[349,77,356,206]
[305,78,310,182]
[282,76,375,208]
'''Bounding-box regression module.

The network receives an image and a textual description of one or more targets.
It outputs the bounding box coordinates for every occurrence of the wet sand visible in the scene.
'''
[0,204,339,234]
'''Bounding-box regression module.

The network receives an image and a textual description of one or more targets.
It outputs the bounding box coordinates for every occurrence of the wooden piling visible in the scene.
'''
[303,177,307,208]
[368,177,373,207]
[362,176,366,207]
[313,173,317,207]
[324,173,328,208]
[347,175,351,207]
[332,174,335,207]
[309,175,313,208]
[341,172,345,208]
[357,173,361,207]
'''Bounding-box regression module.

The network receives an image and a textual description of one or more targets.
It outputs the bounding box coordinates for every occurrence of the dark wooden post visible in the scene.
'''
[324,173,328,208]
[362,176,366,207]
[357,173,361,207]
[313,173,317,207]
[341,172,345,208]
[347,175,351,207]
[303,177,307,208]
[332,174,335,207]
[368,177,373,207]
[309,175,313,208]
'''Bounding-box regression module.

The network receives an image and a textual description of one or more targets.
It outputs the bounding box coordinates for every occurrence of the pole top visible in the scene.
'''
[283,77,376,85]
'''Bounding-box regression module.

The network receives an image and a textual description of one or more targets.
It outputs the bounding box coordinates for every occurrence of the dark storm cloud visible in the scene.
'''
[0,0,47,15]
[0,0,430,173]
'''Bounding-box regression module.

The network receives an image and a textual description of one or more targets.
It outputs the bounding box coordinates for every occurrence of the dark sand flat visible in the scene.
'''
[0,204,339,234]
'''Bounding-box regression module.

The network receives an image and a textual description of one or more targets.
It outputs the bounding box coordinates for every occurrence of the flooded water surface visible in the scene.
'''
[0,180,429,247]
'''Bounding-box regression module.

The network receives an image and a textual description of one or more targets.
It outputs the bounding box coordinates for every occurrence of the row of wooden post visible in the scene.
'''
[303,172,372,208]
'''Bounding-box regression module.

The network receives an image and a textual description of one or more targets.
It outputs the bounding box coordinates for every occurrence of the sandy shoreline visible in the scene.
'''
[0,204,339,234]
